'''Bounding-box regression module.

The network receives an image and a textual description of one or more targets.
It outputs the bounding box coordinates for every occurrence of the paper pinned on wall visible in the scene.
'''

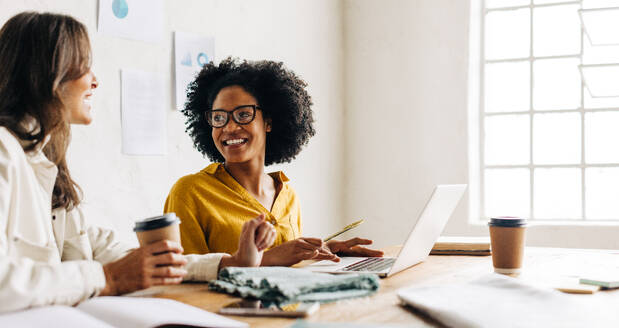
[174,32,215,110]
[98,0,164,43]
[121,69,166,155]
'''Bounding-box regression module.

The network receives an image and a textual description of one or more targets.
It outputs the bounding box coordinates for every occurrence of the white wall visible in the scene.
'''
[0,0,344,244]
[342,0,619,249]
[343,0,470,248]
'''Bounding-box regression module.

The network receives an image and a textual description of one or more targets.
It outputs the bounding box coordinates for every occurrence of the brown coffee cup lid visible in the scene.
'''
[133,213,180,232]
[488,217,527,227]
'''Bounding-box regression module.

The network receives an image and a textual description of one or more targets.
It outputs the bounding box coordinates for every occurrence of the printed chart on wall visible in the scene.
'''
[121,69,166,155]
[98,0,164,43]
[174,32,215,110]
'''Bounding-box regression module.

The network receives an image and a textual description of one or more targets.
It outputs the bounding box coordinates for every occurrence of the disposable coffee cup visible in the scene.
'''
[488,217,527,275]
[133,213,181,247]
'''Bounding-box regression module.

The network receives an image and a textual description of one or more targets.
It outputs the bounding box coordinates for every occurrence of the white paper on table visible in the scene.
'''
[397,273,619,328]
[121,69,166,155]
[0,306,114,328]
[0,297,248,328]
[98,0,164,43]
[174,31,215,110]
[77,297,248,328]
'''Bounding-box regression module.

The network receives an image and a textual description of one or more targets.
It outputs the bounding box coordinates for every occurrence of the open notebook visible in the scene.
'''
[398,274,618,328]
[0,297,247,328]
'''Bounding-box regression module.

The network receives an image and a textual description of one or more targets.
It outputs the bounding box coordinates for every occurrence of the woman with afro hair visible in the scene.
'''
[164,57,383,266]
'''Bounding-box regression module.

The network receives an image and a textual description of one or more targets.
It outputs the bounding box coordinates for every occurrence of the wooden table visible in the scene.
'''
[146,247,619,327]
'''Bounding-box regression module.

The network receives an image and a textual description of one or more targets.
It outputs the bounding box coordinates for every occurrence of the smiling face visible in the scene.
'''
[211,85,271,165]
[61,69,98,125]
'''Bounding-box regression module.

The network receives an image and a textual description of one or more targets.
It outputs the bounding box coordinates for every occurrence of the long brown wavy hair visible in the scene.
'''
[0,12,92,210]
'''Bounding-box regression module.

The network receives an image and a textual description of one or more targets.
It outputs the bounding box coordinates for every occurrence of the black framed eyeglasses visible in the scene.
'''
[205,104,261,128]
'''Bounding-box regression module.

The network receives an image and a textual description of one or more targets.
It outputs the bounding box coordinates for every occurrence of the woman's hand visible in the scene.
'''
[326,238,384,257]
[219,214,277,269]
[100,240,188,296]
[261,237,340,266]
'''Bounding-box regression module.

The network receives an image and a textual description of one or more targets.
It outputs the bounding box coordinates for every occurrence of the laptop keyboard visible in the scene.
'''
[340,257,396,272]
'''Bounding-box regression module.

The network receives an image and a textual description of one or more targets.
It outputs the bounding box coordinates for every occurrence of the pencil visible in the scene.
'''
[324,219,364,242]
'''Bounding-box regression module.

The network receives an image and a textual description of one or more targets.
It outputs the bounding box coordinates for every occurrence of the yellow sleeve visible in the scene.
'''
[297,209,302,236]
[164,186,210,255]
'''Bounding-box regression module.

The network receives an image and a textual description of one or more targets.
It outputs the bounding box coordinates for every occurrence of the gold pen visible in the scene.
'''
[324,219,364,242]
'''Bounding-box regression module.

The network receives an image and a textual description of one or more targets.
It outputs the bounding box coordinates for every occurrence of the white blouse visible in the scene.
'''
[0,127,224,313]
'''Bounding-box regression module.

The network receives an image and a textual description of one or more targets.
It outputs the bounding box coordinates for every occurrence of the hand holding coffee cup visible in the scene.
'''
[488,217,527,275]
[100,213,186,296]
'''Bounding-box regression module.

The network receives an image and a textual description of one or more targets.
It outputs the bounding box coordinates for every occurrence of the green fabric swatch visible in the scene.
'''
[209,267,380,304]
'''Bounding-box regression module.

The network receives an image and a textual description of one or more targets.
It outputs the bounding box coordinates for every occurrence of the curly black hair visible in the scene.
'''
[182,57,315,166]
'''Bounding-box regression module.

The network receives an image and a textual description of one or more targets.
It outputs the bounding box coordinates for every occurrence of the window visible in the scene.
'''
[478,0,619,223]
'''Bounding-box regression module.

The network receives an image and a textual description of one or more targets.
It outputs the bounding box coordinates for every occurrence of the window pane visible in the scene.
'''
[534,168,581,219]
[484,168,530,218]
[534,0,571,3]
[584,90,619,109]
[580,7,619,45]
[586,167,619,220]
[533,58,581,110]
[583,0,619,9]
[583,37,619,65]
[581,65,619,98]
[485,9,530,60]
[485,61,530,112]
[485,115,530,165]
[533,5,581,57]
[533,112,581,164]
[585,112,619,163]
[486,0,530,8]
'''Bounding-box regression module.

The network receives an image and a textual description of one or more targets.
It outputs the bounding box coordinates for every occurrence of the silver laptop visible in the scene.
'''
[304,184,467,278]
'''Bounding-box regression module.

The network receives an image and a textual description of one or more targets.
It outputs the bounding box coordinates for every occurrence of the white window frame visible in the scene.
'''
[467,0,619,249]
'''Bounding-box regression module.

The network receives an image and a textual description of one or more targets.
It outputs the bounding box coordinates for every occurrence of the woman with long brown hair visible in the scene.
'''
[0,12,275,313]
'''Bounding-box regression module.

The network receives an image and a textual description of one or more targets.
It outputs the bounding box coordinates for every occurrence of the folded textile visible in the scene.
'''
[209,267,379,304]
[397,273,619,328]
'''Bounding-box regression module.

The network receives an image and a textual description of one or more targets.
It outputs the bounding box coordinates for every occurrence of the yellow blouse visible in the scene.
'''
[164,163,301,255]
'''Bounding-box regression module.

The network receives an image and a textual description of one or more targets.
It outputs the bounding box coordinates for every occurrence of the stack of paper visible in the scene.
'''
[430,236,491,256]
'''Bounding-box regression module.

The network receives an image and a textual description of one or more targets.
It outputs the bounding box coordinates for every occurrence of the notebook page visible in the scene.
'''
[77,296,247,328]
[0,306,113,328]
